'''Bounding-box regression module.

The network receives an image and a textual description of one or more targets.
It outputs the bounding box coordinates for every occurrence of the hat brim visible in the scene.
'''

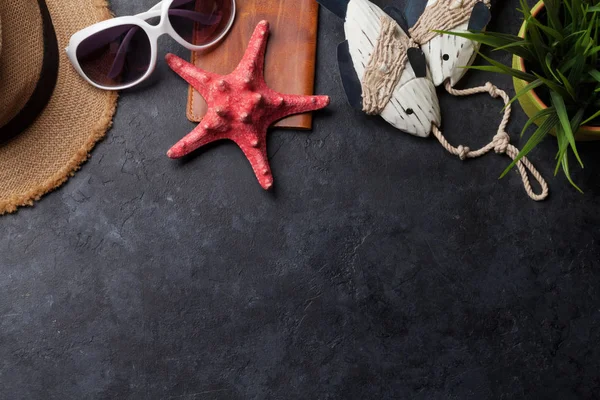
[0,0,118,215]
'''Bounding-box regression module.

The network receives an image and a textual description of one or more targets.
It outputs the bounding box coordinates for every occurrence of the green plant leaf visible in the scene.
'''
[532,72,572,100]
[505,79,544,111]
[589,69,600,82]
[561,155,584,193]
[500,114,559,179]
[555,108,585,163]
[529,16,564,40]
[585,45,600,56]
[492,40,533,52]
[572,0,583,23]
[562,30,590,42]
[564,0,574,18]
[465,65,543,85]
[476,52,537,81]
[551,91,584,167]
[594,10,599,65]
[558,56,579,74]
[544,53,562,82]
[434,30,536,61]
[519,0,533,17]
[582,109,600,124]
[567,55,585,85]
[461,65,503,72]
[570,108,585,136]
[520,106,557,137]
[522,3,551,66]
[545,0,563,30]
[556,69,576,99]
[566,107,585,187]
[433,30,520,44]
[475,31,529,41]
[555,129,584,192]
[554,123,568,166]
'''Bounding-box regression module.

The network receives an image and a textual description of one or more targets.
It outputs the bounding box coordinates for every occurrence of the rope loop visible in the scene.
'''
[405,0,547,200]
[430,82,549,201]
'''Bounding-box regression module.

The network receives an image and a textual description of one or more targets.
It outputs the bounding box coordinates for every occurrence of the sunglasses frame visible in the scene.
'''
[66,0,236,90]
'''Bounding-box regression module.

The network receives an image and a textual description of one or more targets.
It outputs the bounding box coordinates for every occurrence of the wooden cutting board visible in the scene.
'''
[186,0,320,129]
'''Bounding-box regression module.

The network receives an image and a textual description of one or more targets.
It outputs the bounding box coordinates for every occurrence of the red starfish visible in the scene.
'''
[165,20,330,190]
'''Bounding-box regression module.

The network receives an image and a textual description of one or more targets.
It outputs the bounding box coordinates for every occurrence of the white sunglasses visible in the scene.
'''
[66,0,236,90]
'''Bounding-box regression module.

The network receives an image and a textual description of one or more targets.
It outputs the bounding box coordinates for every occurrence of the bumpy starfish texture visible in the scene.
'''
[165,21,330,190]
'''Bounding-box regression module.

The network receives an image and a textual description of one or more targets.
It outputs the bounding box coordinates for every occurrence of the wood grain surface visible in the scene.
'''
[187,0,320,129]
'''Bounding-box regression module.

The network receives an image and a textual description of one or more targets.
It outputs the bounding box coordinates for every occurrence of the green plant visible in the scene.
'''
[441,0,600,191]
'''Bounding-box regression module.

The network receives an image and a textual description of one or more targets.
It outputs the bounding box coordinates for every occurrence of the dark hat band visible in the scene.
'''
[0,0,59,145]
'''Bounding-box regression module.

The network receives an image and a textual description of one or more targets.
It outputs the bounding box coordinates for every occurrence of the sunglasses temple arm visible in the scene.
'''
[105,4,226,79]
[168,9,222,25]
[148,0,198,12]
[108,26,140,79]
[106,9,223,78]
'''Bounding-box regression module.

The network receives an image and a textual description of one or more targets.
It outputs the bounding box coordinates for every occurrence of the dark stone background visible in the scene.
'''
[2,0,600,398]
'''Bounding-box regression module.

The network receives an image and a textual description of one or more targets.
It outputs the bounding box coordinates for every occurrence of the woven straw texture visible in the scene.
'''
[0,0,118,215]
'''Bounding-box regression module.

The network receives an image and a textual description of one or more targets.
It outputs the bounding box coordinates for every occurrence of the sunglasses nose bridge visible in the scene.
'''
[142,21,170,40]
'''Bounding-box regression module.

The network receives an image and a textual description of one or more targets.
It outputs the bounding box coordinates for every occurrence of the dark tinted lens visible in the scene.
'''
[76,24,151,88]
[168,0,234,45]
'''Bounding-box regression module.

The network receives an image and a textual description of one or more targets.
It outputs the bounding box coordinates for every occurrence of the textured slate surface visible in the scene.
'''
[2,0,600,398]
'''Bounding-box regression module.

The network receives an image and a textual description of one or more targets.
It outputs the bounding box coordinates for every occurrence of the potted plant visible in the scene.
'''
[444,0,600,190]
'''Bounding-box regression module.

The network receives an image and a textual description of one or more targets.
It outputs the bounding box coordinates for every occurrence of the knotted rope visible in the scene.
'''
[362,16,417,115]
[409,0,491,45]
[408,0,548,201]
[361,1,548,200]
[432,82,549,201]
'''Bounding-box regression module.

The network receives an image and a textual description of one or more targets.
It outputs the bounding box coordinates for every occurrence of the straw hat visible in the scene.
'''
[0,0,118,215]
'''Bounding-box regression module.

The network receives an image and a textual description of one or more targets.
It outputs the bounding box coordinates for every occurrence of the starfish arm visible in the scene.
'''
[236,140,274,190]
[166,53,216,98]
[167,114,221,159]
[280,94,331,114]
[234,20,269,78]
[264,94,330,125]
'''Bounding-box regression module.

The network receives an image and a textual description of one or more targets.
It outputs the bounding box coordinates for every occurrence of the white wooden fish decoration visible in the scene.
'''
[405,0,492,87]
[317,0,549,201]
[318,0,441,138]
